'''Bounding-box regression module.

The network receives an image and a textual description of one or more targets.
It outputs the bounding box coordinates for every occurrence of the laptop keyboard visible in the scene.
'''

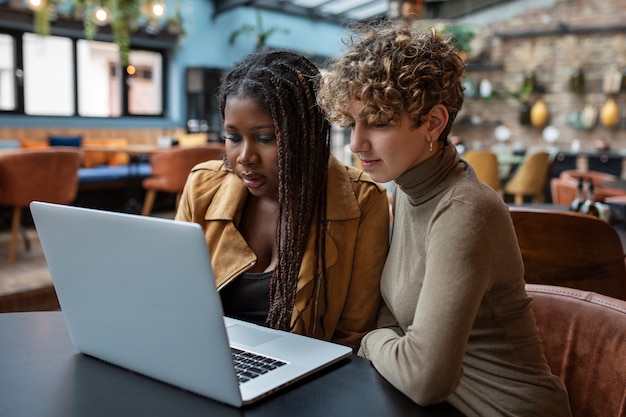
[230,347,287,384]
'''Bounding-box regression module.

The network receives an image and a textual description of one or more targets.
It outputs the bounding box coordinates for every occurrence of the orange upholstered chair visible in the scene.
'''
[0,148,81,264]
[549,176,578,206]
[141,144,225,216]
[553,170,626,204]
[526,284,626,417]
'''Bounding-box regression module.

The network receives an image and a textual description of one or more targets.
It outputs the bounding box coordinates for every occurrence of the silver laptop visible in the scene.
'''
[30,201,352,407]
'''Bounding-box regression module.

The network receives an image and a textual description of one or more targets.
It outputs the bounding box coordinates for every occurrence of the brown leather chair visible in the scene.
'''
[509,207,626,299]
[526,284,626,417]
[141,143,225,216]
[0,148,81,264]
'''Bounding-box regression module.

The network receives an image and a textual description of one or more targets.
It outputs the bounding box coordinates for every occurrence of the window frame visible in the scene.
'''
[0,9,172,119]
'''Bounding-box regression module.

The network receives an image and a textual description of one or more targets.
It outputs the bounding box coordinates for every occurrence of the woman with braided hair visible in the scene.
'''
[175,48,389,352]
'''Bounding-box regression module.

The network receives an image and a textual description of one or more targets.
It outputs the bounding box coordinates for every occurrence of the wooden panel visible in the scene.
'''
[509,207,626,299]
[0,128,187,145]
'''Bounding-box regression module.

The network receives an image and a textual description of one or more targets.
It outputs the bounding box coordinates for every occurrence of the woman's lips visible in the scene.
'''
[241,172,266,188]
[359,158,380,170]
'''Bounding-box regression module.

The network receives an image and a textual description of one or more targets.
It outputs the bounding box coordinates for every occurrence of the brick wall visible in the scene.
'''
[453,0,626,153]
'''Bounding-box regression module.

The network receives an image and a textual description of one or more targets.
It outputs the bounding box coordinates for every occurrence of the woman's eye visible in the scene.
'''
[256,134,276,144]
[374,118,391,128]
[222,133,242,142]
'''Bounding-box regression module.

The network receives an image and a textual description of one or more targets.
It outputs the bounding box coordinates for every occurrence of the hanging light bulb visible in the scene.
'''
[26,0,46,11]
[150,2,166,18]
[93,6,110,26]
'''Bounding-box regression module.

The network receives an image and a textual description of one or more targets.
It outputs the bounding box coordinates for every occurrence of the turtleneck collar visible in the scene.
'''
[395,144,461,205]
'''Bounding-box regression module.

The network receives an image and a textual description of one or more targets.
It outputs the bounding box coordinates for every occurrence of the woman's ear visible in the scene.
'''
[425,104,449,139]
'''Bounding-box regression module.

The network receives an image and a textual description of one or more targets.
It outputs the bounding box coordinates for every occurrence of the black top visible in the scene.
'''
[220,270,272,325]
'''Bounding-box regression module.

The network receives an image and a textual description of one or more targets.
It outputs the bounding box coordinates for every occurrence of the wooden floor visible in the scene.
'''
[0,209,176,313]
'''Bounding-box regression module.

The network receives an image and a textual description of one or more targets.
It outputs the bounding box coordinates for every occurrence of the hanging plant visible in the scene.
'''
[428,22,476,59]
[29,0,185,66]
[229,9,289,50]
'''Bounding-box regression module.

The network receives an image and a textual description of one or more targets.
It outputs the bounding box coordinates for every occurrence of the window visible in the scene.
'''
[127,49,163,116]
[0,33,16,111]
[23,33,75,116]
[0,30,166,118]
[77,40,122,117]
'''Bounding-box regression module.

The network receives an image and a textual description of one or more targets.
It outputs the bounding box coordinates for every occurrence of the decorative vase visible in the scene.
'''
[569,67,585,94]
[603,64,622,94]
[580,104,598,131]
[519,102,532,126]
[600,98,620,128]
[530,99,549,128]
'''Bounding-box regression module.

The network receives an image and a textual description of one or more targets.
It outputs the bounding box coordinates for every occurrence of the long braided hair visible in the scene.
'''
[218,49,331,334]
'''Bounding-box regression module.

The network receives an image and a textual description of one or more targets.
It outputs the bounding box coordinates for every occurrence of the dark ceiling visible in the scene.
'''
[211,0,514,26]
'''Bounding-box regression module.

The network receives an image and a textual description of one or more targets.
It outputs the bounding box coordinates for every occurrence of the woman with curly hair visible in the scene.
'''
[318,20,571,416]
[175,48,389,352]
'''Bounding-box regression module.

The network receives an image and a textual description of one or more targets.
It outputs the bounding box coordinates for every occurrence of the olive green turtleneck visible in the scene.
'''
[360,145,571,417]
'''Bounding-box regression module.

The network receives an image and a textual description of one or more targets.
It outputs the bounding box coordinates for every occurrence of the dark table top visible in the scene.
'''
[0,312,463,417]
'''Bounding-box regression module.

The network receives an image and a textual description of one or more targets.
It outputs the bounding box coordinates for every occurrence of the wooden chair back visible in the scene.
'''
[463,150,500,191]
[526,284,626,417]
[509,207,626,299]
[504,151,552,204]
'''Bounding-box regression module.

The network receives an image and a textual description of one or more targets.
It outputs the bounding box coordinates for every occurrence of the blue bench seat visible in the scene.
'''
[78,162,152,188]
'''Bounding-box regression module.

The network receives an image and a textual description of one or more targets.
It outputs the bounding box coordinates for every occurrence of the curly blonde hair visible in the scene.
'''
[318,20,466,143]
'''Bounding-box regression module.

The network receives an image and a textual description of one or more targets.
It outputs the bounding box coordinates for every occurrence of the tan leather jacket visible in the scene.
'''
[176,155,389,351]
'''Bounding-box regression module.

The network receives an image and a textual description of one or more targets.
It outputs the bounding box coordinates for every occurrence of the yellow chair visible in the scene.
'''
[503,151,552,204]
[462,150,500,191]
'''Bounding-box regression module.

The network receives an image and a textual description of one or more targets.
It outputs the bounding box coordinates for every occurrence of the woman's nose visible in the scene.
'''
[237,139,258,166]
[350,124,369,154]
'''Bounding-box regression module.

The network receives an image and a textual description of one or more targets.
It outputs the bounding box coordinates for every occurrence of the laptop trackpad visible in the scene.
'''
[227,324,281,347]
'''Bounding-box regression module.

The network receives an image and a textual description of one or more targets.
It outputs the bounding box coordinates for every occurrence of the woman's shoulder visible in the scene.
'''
[326,155,389,221]
[328,155,387,193]
[184,159,231,195]
[190,159,226,174]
